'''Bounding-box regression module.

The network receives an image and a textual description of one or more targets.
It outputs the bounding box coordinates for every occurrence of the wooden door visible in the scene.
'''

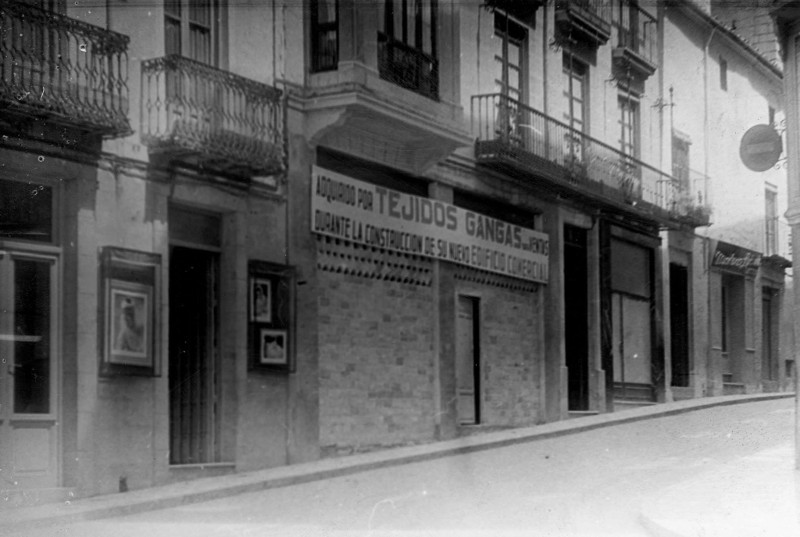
[456,296,479,425]
[0,251,59,489]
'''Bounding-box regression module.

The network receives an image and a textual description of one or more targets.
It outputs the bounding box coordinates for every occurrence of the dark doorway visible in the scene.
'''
[670,263,690,387]
[169,246,219,465]
[762,288,775,381]
[564,225,589,410]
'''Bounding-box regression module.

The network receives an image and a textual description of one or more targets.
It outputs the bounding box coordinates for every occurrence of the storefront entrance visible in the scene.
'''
[564,225,589,410]
[608,236,655,403]
[670,263,690,387]
[0,251,59,489]
[168,206,221,465]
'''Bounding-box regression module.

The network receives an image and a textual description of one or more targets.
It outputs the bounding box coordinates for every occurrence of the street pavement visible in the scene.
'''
[2,394,797,537]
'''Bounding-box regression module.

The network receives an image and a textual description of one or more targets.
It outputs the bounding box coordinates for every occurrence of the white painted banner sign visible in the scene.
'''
[311,166,549,283]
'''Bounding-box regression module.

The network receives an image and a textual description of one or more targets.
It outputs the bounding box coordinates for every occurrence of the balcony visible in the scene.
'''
[471,93,711,227]
[667,168,712,226]
[555,0,612,48]
[613,3,657,80]
[377,33,438,101]
[0,1,130,137]
[141,55,285,178]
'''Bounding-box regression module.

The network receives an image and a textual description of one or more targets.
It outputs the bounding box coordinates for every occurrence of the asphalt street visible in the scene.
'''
[8,397,795,537]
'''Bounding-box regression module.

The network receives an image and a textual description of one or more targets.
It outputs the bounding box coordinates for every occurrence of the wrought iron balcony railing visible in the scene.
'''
[378,32,438,101]
[471,93,711,225]
[614,1,657,67]
[0,0,130,136]
[664,168,712,225]
[555,0,612,46]
[140,55,285,177]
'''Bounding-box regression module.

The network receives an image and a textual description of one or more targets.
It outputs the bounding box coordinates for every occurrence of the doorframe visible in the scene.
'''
[456,293,481,426]
[167,242,222,466]
[0,241,62,489]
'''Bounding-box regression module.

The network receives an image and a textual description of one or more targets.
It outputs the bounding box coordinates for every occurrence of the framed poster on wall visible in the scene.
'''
[248,260,295,373]
[107,279,152,367]
[99,247,161,377]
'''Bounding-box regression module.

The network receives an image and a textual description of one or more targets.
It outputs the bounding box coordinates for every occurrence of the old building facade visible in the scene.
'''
[0,0,790,502]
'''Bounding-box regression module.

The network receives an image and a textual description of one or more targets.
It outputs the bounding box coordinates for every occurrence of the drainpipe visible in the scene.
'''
[703,26,717,216]
[702,27,716,396]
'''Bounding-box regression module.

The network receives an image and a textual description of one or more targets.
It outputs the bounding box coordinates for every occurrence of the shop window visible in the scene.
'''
[0,179,53,243]
[311,0,338,72]
[610,239,650,298]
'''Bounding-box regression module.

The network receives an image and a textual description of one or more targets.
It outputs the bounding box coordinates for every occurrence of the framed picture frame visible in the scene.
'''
[106,279,153,367]
[258,328,288,366]
[248,260,295,373]
[99,247,161,377]
[250,277,272,323]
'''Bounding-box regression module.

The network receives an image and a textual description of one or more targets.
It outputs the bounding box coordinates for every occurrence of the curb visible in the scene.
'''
[3,392,793,535]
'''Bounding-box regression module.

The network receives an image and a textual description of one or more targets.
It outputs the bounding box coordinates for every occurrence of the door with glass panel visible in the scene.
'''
[0,251,59,489]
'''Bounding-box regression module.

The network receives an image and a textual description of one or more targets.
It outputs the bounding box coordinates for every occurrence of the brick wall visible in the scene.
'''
[317,238,436,453]
[455,268,544,427]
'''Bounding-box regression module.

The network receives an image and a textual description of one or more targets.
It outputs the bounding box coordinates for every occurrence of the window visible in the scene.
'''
[311,0,338,72]
[494,12,527,102]
[765,188,778,255]
[164,0,219,65]
[382,0,436,56]
[618,95,639,159]
[563,54,587,133]
[0,179,53,243]
[378,0,438,98]
[719,56,727,91]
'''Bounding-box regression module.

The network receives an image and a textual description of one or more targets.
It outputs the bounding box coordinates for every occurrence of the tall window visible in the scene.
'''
[311,0,338,72]
[378,0,438,98]
[618,95,639,159]
[165,0,218,65]
[765,188,778,255]
[494,12,526,102]
[563,54,587,132]
[563,54,587,162]
[381,0,437,58]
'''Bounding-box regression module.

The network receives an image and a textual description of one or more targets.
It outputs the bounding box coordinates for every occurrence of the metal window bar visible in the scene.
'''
[0,0,130,136]
[614,1,657,65]
[377,32,439,100]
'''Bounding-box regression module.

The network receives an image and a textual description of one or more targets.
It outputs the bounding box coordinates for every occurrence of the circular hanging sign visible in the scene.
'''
[739,124,782,172]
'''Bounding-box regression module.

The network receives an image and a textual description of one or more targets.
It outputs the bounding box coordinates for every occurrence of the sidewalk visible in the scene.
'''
[1,393,794,535]
[640,442,800,537]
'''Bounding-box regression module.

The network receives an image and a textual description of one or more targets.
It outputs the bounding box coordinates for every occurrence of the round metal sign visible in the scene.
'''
[739,124,782,172]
